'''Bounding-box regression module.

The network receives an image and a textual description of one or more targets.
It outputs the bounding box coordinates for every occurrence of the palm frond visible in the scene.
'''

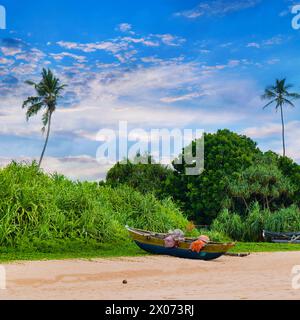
[262,99,276,109]
[283,98,295,108]
[41,112,50,133]
[286,92,300,100]
[24,80,37,86]
[22,96,42,109]
[262,89,276,100]
[22,68,66,118]
[26,103,43,120]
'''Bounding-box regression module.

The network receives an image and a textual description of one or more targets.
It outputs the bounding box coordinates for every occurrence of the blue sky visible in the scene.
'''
[1,0,300,180]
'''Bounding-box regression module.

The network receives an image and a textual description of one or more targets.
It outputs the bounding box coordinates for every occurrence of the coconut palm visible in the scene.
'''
[22,68,66,167]
[262,79,300,157]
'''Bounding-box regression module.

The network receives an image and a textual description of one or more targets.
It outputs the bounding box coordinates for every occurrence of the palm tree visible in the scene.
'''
[262,79,300,157]
[22,68,66,167]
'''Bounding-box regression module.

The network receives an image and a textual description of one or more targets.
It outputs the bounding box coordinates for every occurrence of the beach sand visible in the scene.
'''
[0,252,299,300]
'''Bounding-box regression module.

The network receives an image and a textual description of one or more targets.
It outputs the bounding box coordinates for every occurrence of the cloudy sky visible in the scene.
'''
[1,0,300,180]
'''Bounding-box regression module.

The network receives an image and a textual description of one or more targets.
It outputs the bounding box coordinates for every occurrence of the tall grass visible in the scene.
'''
[212,202,300,241]
[0,162,189,250]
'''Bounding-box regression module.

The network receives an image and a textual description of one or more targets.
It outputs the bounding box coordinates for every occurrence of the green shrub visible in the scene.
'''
[212,202,300,241]
[264,206,300,233]
[211,209,244,241]
[0,162,193,249]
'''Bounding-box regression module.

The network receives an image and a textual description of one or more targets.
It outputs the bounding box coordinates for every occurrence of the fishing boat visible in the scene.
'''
[263,230,300,243]
[126,226,235,261]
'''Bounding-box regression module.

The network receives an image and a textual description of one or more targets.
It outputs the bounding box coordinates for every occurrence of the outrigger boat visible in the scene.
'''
[126,226,235,261]
[263,230,300,243]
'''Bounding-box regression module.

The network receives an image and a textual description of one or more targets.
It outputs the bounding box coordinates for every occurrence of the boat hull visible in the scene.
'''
[263,230,300,244]
[135,240,224,260]
[127,227,235,261]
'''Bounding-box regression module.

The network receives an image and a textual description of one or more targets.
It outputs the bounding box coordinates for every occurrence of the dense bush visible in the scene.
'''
[212,203,300,241]
[0,162,190,249]
[105,130,300,225]
[227,154,295,214]
[168,129,261,223]
[106,154,173,197]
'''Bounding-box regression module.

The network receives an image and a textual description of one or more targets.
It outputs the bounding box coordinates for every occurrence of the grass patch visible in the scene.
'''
[230,242,300,253]
[1,241,300,263]
[0,162,190,248]
[0,241,147,263]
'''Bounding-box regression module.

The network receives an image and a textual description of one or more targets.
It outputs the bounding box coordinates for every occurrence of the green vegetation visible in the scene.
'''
[227,153,295,214]
[168,129,261,223]
[262,78,300,157]
[0,162,190,251]
[230,242,300,253]
[22,69,66,167]
[108,130,262,224]
[106,154,173,197]
[1,241,300,263]
[0,159,299,262]
[6,72,300,259]
[212,203,300,241]
[106,130,300,242]
[107,130,300,225]
[0,242,145,263]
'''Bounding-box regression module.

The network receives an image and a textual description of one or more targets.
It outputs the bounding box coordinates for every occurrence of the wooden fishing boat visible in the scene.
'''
[263,230,300,243]
[126,227,235,261]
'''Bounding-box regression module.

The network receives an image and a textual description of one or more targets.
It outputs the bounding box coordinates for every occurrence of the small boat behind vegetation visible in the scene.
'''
[263,230,300,243]
[126,226,235,261]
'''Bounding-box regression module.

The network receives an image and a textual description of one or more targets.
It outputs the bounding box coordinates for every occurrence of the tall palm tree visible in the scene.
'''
[22,68,66,167]
[262,79,300,157]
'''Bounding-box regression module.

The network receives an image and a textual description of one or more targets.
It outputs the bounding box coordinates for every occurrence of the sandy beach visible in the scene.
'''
[0,252,299,300]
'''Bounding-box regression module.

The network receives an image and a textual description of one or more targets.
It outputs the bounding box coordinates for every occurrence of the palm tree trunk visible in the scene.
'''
[280,104,286,157]
[38,112,52,167]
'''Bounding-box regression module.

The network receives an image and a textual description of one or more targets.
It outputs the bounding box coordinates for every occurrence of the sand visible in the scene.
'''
[0,252,299,300]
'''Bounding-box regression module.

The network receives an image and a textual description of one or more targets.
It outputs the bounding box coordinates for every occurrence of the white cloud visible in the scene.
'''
[267,58,280,65]
[263,35,284,46]
[175,0,261,19]
[153,34,186,47]
[50,52,87,63]
[1,46,22,56]
[246,36,284,49]
[160,92,205,103]
[247,42,260,48]
[117,23,134,34]
[57,40,127,54]
[243,121,300,161]
[0,156,110,181]
[0,57,14,65]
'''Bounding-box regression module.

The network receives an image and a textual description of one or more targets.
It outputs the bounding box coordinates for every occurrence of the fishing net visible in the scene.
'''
[164,229,185,248]
[190,235,210,253]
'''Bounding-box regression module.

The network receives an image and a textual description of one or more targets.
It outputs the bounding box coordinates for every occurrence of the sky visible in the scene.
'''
[1,0,300,180]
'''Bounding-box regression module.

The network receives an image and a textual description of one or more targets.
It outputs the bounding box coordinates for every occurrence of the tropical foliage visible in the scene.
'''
[22,69,66,167]
[262,78,300,157]
[106,129,300,241]
[226,153,295,213]
[106,154,173,197]
[0,162,195,250]
[212,203,300,242]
